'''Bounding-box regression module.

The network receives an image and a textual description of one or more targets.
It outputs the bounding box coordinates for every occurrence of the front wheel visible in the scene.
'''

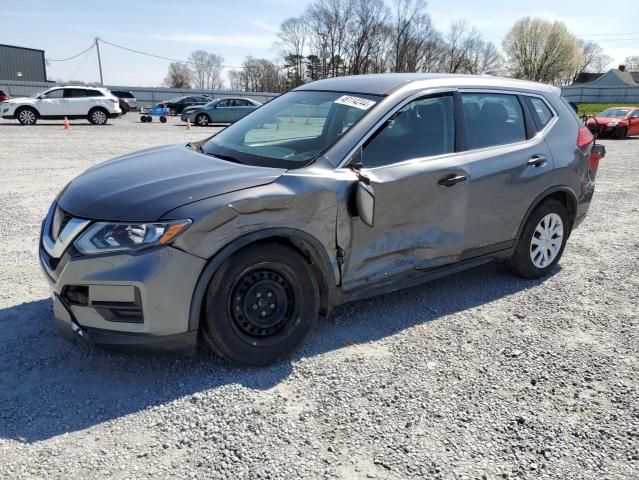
[202,244,320,366]
[615,126,627,139]
[195,113,210,126]
[507,199,569,279]
[16,107,37,125]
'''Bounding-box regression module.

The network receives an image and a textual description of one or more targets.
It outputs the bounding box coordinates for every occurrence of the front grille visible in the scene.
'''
[51,206,72,241]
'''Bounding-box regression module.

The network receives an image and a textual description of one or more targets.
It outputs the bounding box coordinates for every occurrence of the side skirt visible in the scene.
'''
[336,244,513,305]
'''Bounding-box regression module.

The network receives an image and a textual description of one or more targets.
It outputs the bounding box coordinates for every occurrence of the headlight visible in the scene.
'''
[606,121,619,127]
[74,219,191,255]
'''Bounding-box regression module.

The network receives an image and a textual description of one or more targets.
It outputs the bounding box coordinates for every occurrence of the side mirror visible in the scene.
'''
[356,181,375,227]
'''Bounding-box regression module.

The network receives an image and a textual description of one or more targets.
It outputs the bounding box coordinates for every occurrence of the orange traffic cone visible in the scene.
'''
[63,117,71,130]
[186,118,192,130]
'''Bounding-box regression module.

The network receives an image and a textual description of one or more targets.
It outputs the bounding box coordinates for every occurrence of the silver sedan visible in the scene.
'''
[181,97,262,126]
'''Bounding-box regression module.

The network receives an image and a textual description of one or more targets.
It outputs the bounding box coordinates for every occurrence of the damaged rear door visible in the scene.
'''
[340,92,470,291]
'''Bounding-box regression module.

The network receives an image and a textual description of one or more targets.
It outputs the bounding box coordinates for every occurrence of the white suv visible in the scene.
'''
[1,86,121,125]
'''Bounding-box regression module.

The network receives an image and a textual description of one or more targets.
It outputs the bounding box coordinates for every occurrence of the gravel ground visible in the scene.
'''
[0,114,638,479]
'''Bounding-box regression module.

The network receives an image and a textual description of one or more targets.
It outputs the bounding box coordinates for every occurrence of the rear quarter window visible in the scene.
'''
[525,96,554,129]
[86,89,104,97]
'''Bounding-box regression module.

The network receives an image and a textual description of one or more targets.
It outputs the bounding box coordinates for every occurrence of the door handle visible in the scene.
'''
[437,173,468,187]
[527,154,546,167]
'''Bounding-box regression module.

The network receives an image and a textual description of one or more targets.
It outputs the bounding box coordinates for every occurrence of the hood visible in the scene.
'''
[182,106,199,114]
[6,97,34,105]
[57,144,285,221]
[591,116,628,124]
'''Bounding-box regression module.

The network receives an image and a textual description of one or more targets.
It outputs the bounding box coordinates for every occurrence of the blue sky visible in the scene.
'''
[1,0,637,87]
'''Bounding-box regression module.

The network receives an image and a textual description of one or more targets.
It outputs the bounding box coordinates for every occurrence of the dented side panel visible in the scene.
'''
[165,159,342,287]
[339,154,470,291]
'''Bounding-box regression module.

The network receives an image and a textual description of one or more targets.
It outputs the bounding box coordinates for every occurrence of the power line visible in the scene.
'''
[46,44,95,62]
[98,38,243,69]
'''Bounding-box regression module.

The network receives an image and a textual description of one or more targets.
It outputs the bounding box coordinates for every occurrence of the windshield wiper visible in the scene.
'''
[208,152,244,165]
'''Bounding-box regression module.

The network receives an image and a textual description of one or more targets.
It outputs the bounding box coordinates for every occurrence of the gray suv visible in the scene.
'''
[39,74,603,365]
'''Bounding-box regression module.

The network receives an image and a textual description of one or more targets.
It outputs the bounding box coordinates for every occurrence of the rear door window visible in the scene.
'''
[64,89,87,98]
[461,93,526,149]
[86,89,104,97]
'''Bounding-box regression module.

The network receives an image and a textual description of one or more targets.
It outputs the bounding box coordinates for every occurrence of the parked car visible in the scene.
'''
[0,89,10,102]
[158,95,210,115]
[117,97,130,115]
[180,97,262,126]
[39,74,603,365]
[586,106,639,138]
[1,86,121,125]
[110,90,138,111]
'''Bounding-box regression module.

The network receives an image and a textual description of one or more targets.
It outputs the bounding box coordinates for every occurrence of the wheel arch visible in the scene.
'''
[195,112,211,124]
[187,227,338,332]
[516,186,578,244]
[16,105,40,117]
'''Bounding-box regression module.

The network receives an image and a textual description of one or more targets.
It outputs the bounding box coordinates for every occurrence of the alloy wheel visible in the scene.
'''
[196,114,209,126]
[18,110,36,125]
[530,213,564,268]
[92,110,107,125]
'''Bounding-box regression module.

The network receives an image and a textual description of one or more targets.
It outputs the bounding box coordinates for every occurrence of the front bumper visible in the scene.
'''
[40,217,207,352]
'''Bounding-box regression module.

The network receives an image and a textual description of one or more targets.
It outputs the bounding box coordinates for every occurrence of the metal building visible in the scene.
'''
[0,44,47,82]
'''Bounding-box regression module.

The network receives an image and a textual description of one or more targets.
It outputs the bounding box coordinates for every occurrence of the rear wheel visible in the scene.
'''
[195,113,210,126]
[88,108,108,125]
[202,243,320,366]
[16,107,37,125]
[507,199,569,278]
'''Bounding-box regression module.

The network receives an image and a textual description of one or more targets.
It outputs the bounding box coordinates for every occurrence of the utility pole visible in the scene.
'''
[95,37,104,86]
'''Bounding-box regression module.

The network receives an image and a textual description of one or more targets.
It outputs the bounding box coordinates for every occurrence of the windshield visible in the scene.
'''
[201,90,380,168]
[31,90,49,98]
[599,108,631,118]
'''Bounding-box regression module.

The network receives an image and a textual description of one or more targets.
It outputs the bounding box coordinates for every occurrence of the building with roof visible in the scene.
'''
[0,44,47,82]
[562,67,639,104]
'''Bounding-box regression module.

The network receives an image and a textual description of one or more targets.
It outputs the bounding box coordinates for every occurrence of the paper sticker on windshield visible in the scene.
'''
[334,95,376,110]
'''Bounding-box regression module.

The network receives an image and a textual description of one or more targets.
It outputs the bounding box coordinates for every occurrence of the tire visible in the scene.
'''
[88,107,108,125]
[16,107,37,125]
[160,116,167,123]
[615,126,627,139]
[506,199,569,279]
[195,113,210,127]
[202,243,320,366]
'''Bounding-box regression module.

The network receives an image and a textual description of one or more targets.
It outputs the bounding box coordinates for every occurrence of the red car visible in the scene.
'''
[0,89,10,102]
[587,106,639,139]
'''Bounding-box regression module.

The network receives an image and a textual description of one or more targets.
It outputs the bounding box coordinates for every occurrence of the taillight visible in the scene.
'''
[110,98,118,104]
[577,126,594,149]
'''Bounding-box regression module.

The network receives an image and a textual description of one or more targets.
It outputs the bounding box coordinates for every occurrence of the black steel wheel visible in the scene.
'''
[202,243,320,365]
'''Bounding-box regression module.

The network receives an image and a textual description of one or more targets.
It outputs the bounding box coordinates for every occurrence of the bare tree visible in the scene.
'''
[277,16,308,86]
[305,0,353,78]
[238,56,286,92]
[570,40,612,82]
[439,20,501,74]
[346,0,390,74]
[188,50,225,89]
[623,56,639,71]
[502,17,582,85]
[388,0,442,73]
[227,69,244,91]
[163,62,192,88]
